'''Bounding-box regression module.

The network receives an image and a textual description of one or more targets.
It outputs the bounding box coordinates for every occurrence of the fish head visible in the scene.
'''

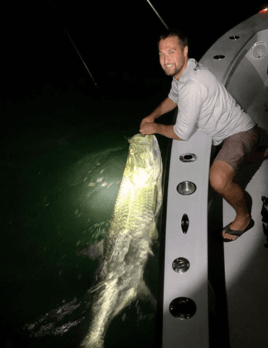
[126,134,162,186]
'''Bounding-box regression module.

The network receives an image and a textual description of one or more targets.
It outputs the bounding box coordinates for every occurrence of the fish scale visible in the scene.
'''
[81,134,162,348]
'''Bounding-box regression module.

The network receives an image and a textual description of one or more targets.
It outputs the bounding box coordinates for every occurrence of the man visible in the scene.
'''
[140,28,268,242]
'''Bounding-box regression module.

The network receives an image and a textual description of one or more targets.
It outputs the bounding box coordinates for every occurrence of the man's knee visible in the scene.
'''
[209,171,227,193]
[209,161,235,194]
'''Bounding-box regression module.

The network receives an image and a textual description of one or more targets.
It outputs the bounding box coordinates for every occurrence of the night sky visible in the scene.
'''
[3,1,268,99]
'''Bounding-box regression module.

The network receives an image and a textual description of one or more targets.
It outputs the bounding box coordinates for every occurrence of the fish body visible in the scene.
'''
[81,134,163,348]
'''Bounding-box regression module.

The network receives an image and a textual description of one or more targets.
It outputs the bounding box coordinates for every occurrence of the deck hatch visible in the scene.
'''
[250,41,268,60]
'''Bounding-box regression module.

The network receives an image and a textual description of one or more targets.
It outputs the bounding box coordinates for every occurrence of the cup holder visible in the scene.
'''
[177,181,196,195]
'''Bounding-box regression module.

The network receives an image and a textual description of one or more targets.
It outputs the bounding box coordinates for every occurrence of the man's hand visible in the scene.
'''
[140,115,155,128]
[140,121,157,135]
[140,121,183,140]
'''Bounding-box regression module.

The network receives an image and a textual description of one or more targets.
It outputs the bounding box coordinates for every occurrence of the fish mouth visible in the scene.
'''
[128,133,159,160]
[130,133,151,142]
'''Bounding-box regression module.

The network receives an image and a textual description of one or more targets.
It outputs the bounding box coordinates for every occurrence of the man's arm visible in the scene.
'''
[140,97,177,127]
[140,122,183,141]
[139,97,183,140]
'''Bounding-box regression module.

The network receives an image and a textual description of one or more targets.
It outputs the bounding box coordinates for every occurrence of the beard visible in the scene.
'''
[163,65,181,78]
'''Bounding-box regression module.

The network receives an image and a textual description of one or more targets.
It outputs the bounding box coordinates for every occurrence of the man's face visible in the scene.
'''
[159,36,188,80]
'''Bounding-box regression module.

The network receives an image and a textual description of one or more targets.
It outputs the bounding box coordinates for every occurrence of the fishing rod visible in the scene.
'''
[47,0,100,92]
[146,0,169,29]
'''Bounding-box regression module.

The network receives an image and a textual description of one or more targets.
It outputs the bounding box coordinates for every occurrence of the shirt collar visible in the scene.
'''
[173,58,197,84]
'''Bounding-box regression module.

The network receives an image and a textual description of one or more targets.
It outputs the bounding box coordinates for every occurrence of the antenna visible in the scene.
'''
[146,0,169,29]
[47,0,100,92]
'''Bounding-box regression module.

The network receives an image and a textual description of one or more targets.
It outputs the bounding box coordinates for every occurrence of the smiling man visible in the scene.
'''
[140,32,188,141]
[140,28,268,242]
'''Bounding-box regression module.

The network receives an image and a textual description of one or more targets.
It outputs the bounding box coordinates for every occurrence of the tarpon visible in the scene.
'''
[80,134,163,348]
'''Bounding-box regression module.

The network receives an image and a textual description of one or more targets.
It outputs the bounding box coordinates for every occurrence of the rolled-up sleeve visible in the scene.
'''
[173,81,203,140]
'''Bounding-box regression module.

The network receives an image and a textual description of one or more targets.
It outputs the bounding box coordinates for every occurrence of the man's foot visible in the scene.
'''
[222,216,253,241]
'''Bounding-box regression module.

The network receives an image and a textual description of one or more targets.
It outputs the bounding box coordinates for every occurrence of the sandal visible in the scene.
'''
[222,218,255,242]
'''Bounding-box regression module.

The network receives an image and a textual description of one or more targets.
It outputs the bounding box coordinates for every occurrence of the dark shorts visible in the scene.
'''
[213,125,260,173]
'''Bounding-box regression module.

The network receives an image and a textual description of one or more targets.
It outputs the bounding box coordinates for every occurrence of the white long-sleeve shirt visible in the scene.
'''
[168,58,256,145]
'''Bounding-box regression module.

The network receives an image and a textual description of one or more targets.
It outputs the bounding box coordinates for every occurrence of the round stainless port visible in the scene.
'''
[172,257,190,273]
[169,297,197,320]
[213,55,225,60]
[177,181,196,195]
[179,153,197,162]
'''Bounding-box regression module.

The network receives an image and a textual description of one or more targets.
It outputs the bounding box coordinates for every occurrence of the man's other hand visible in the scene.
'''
[140,121,157,135]
[140,115,155,129]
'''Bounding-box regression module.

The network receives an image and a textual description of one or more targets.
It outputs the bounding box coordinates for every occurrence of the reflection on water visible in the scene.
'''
[24,297,85,337]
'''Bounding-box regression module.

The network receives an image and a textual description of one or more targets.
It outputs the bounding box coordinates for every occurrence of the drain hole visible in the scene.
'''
[169,297,197,320]
[177,181,196,195]
[179,153,197,162]
[213,55,225,60]
[229,35,240,40]
[181,214,189,234]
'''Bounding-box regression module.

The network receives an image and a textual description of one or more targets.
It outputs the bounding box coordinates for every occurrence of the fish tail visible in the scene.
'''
[81,278,119,347]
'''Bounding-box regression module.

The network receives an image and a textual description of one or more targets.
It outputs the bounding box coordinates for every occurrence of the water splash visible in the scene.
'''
[24,297,86,337]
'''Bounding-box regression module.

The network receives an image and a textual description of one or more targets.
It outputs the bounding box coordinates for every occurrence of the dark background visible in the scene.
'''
[2,1,268,100]
[1,2,268,348]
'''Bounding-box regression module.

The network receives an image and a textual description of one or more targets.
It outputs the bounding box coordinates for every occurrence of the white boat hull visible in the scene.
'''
[162,9,268,348]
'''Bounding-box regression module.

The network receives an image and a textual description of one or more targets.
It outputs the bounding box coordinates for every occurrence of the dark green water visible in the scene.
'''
[1,2,175,346]
[1,75,173,347]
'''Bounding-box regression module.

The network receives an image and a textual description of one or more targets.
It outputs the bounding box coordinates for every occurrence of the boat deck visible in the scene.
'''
[223,84,268,348]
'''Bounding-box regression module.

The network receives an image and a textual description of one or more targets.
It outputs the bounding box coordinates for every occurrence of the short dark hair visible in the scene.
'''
[158,28,189,50]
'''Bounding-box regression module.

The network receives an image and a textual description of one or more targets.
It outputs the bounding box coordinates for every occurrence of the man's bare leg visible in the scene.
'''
[209,143,268,240]
[209,160,251,241]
